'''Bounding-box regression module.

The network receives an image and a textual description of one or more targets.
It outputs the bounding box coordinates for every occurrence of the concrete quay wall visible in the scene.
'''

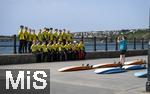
[0,50,147,65]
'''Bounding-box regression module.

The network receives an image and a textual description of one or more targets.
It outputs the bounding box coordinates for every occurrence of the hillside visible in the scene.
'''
[113,29,150,40]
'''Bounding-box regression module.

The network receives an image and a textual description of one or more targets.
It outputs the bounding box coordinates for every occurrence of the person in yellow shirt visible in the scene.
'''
[66,31,73,43]
[31,41,37,53]
[24,27,29,53]
[75,43,80,60]
[62,29,67,44]
[47,41,53,62]
[27,29,33,53]
[41,42,48,62]
[67,42,72,60]
[71,43,75,60]
[78,41,85,60]
[31,41,42,62]
[53,29,59,42]
[68,42,74,60]
[45,28,49,44]
[72,42,78,60]
[48,28,54,43]
[51,41,57,61]
[58,30,63,43]
[32,30,37,42]
[63,41,70,60]
[55,41,60,61]
[58,42,66,61]
[42,27,48,43]
[78,41,85,51]
[52,41,60,61]
[38,29,43,43]
[18,25,25,53]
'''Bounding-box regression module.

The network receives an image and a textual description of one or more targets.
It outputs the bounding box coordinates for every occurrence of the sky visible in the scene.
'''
[0,0,150,35]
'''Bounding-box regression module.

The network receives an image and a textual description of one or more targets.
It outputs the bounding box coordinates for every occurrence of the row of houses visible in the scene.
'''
[72,28,149,38]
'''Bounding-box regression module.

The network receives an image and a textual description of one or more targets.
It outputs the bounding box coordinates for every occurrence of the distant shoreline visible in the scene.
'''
[0,28,150,40]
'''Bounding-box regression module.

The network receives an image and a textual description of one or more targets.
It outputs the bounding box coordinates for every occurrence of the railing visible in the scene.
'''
[0,34,149,54]
[74,36,148,52]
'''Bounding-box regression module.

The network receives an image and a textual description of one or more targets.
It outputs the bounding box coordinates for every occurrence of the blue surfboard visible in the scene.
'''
[122,65,146,70]
[104,69,126,74]
[94,67,125,74]
[134,71,147,78]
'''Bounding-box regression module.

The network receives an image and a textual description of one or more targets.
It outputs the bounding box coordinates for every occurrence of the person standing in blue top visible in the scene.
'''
[117,35,127,65]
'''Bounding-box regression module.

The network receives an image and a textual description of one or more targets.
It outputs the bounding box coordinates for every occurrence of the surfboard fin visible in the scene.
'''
[114,61,116,64]
[86,64,89,66]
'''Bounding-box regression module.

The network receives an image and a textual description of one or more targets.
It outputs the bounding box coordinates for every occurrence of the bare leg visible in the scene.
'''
[122,54,125,65]
[120,55,123,64]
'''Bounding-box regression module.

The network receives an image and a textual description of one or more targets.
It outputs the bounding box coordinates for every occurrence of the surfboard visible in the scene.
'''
[93,63,121,68]
[122,65,146,70]
[104,69,126,74]
[134,71,147,78]
[94,67,123,74]
[58,64,93,72]
[124,59,146,65]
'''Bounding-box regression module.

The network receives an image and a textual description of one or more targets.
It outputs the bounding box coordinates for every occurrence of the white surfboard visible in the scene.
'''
[134,71,147,78]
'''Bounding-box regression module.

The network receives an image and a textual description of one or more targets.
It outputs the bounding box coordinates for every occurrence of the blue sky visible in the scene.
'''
[0,0,150,35]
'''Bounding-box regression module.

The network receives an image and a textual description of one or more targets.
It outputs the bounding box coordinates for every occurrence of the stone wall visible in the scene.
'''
[0,50,148,65]
[85,50,148,59]
[0,54,36,65]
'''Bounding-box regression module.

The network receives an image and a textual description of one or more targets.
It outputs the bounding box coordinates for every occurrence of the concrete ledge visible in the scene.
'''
[0,50,148,65]
[85,50,148,59]
[0,54,36,65]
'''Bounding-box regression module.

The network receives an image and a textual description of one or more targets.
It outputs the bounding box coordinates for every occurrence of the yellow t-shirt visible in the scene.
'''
[78,43,84,50]
[48,32,54,41]
[58,44,64,52]
[41,44,48,52]
[67,44,72,50]
[52,44,55,51]
[62,32,67,40]
[18,30,25,40]
[64,44,69,51]
[38,32,43,42]
[27,32,32,41]
[42,31,48,40]
[58,33,63,42]
[53,32,58,40]
[37,44,42,52]
[76,44,80,51]
[47,44,53,51]
[52,43,59,51]
[66,33,72,42]
[31,44,37,52]
[32,33,37,41]
[71,44,76,51]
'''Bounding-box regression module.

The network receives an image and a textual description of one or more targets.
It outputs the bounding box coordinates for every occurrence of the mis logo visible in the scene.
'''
[0,69,50,94]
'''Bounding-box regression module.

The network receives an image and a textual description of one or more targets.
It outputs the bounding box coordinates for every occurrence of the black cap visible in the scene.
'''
[25,27,28,29]
[20,25,24,28]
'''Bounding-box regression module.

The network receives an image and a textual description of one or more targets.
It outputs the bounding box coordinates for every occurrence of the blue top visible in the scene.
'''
[119,40,127,50]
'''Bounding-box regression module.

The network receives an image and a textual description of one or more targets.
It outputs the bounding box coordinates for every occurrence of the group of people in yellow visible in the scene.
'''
[18,25,85,62]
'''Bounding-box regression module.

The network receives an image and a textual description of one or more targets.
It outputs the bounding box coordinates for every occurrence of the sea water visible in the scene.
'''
[0,41,148,54]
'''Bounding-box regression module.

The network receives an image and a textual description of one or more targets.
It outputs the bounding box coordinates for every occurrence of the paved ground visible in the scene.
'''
[0,55,149,94]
